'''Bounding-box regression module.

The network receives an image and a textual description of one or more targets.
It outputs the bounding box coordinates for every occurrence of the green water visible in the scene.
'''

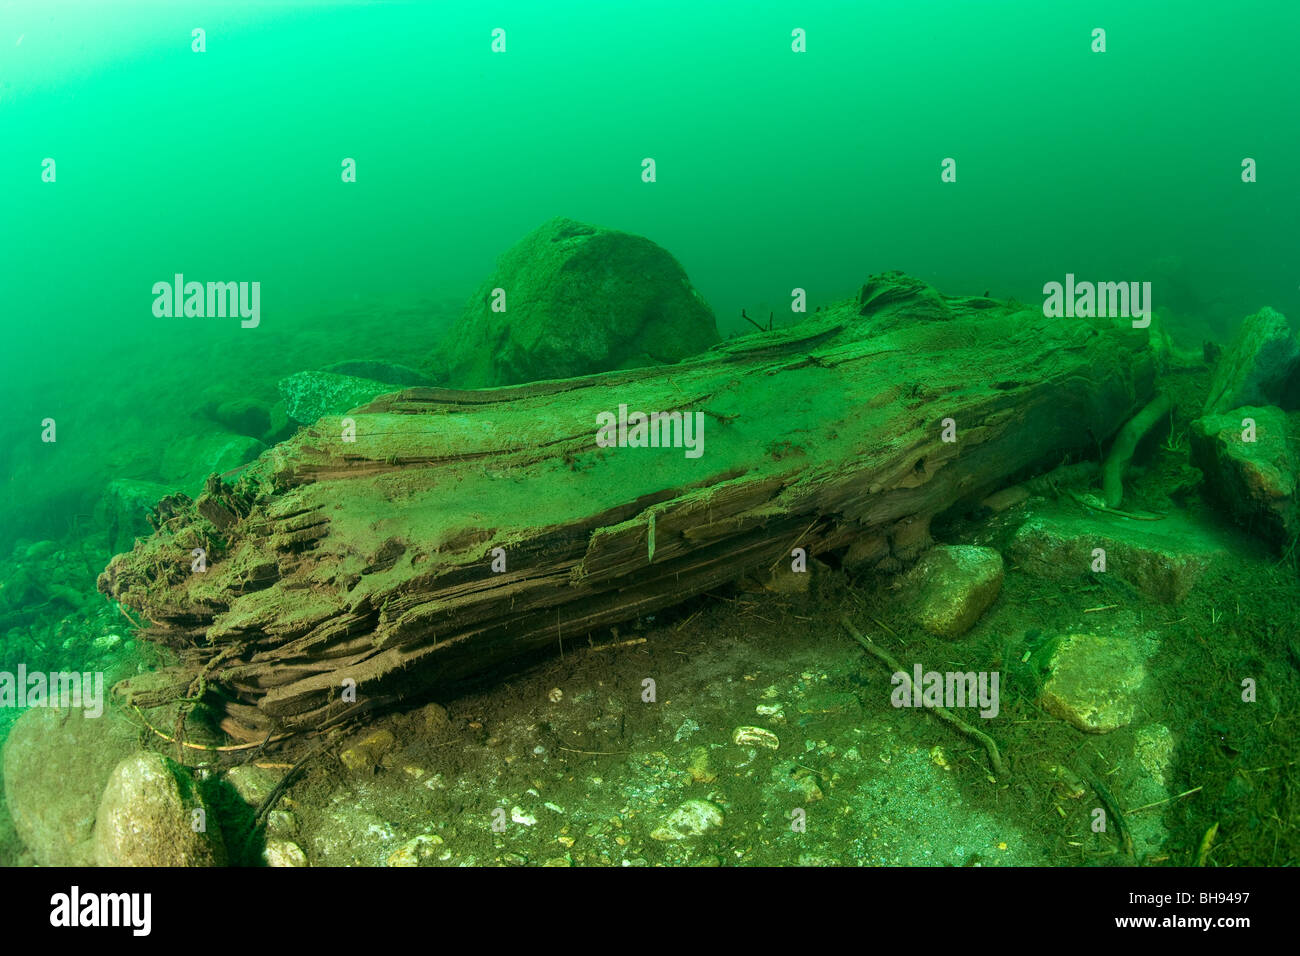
[3,0,1297,546]
[1,1,1298,869]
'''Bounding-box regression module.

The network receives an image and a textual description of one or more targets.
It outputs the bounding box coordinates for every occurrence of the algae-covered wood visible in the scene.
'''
[99,273,1156,738]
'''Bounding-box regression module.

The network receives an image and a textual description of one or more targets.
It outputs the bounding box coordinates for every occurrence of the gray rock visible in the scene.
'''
[2,706,138,865]
[1037,633,1151,733]
[93,752,226,866]
[1203,306,1300,415]
[900,545,1003,638]
[1190,406,1298,548]
[277,370,399,424]
[434,217,719,387]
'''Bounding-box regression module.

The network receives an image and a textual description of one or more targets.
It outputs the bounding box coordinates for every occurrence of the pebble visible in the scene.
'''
[511,806,537,826]
[339,729,396,773]
[264,841,308,867]
[387,834,444,867]
[733,726,780,750]
[650,800,725,841]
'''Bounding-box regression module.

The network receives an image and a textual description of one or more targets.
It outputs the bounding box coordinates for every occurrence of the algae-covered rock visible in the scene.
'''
[1037,633,1151,733]
[2,706,138,866]
[435,217,719,387]
[277,370,400,425]
[93,752,226,866]
[900,545,1003,638]
[1007,503,1230,603]
[1190,405,1298,548]
[1203,306,1300,415]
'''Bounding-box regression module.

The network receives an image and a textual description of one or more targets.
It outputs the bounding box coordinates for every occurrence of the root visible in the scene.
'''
[1101,393,1174,508]
[841,615,1005,776]
[131,705,291,752]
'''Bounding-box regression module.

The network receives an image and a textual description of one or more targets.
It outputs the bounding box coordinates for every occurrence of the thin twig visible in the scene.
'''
[1127,786,1202,814]
[131,705,291,752]
[841,616,1004,776]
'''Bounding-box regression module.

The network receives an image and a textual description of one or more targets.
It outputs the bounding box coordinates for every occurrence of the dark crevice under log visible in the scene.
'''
[99,272,1156,739]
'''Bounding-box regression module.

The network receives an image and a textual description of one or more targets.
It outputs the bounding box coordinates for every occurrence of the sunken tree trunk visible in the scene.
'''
[99,273,1156,740]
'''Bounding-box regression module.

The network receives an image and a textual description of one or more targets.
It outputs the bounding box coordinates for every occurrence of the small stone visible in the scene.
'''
[264,841,308,867]
[686,746,716,784]
[266,809,298,837]
[732,726,780,750]
[547,688,563,703]
[650,800,725,841]
[793,776,825,802]
[387,834,442,867]
[511,807,537,826]
[900,545,1004,638]
[339,729,397,774]
[673,718,700,742]
[92,633,122,652]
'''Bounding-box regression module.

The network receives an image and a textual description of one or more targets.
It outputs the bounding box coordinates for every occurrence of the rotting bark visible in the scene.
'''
[99,272,1156,740]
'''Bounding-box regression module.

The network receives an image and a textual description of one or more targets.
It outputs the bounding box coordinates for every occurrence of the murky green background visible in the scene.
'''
[2,0,1296,548]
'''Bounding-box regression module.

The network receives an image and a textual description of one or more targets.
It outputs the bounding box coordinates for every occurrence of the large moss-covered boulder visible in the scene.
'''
[1190,405,1299,548]
[277,370,399,425]
[93,752,226,867]
[435,217,719,387]
[2,706,139,866]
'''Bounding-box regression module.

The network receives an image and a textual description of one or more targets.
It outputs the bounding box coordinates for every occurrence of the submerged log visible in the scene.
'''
[99,272,1156,738]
